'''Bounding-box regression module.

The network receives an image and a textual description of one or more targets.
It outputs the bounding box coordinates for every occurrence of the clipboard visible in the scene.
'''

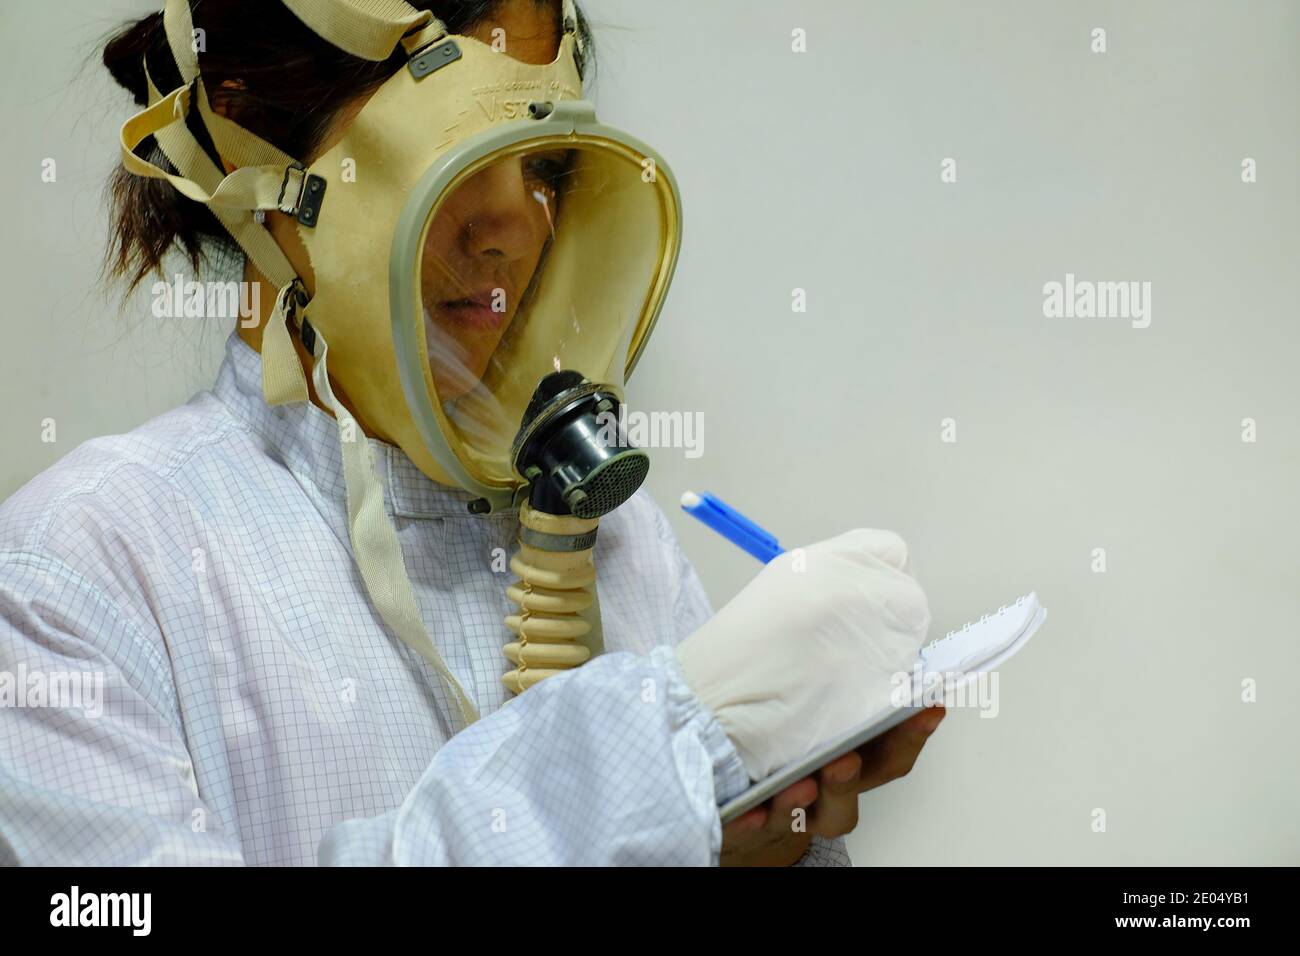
[718,592,1047,825]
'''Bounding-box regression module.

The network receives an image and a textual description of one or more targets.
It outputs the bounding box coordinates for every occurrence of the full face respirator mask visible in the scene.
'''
[120,0,682,724]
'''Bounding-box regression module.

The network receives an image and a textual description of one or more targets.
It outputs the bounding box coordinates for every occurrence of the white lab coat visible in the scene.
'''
[0,333,849,866]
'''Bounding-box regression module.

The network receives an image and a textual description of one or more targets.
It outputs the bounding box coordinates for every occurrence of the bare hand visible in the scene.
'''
[719,707,946,866]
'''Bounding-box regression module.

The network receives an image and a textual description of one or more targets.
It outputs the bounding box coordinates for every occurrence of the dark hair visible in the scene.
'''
[102,0,594,292]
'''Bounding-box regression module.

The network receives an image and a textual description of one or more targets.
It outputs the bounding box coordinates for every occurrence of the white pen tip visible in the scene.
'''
[680,490,701,509]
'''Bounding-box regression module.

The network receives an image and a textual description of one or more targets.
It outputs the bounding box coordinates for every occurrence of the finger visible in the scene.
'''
[856,708,945,792]
[809,762,862,837]
[830,528,912,573]
[762,776,818,837]
[809,789,859,838]
[817,749,863,797]
[870,570,931,634]
[722,805,767,841]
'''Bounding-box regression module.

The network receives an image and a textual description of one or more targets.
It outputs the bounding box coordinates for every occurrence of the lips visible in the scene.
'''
[438,289,508,331]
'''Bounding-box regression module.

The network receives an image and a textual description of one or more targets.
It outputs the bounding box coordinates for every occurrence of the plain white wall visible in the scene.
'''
[0,0,238,504]
[1,0,1296,864]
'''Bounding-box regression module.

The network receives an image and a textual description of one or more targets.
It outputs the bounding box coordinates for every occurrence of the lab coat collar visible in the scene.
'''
[212,332,517,521]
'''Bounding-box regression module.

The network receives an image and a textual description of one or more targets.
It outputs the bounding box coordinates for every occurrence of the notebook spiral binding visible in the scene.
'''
[921,594,1030,653]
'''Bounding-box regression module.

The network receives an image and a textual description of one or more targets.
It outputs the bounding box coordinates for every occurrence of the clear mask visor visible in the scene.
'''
[413,138,675,487]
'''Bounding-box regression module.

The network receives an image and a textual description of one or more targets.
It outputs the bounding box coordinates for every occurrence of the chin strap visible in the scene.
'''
[302,313,481,729]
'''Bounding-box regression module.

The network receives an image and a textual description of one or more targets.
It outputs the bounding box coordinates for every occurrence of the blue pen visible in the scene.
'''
[680,491,784,564]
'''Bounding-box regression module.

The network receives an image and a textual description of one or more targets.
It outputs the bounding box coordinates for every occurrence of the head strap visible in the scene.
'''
[280,0,439,60]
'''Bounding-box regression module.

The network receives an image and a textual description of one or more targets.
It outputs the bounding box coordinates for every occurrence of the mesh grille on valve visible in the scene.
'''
[568,453,649,519]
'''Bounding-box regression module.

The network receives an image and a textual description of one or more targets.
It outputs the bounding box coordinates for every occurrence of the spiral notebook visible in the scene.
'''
[719,592,1047,824]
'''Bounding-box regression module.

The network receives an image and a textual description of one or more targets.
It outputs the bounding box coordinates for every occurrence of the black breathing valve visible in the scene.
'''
[511,371,649,519]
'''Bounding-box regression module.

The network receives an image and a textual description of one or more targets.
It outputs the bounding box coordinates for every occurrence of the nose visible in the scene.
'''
[457,159,545,263]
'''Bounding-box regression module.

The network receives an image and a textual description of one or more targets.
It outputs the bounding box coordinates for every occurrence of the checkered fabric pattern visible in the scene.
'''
[0,333,848,866]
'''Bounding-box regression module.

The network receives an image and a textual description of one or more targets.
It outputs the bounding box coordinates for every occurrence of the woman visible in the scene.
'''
[0,0,943,866]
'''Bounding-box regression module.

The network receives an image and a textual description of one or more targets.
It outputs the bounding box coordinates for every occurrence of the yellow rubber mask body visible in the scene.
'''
[295,31,681,508]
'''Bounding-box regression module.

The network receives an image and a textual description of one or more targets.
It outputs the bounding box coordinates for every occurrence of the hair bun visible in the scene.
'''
[103,11,175,107]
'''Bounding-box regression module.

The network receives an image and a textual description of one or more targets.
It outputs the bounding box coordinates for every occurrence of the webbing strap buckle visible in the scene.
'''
[275,162,327,227]
[276,162,307,216]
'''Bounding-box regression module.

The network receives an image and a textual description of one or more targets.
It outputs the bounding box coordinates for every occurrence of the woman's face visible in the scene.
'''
[420,2,565,403]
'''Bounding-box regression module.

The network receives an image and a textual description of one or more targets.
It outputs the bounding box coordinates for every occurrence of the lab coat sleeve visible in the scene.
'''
[0,549,752,866]
[0,551,246,865]
[792,835,855,866]
[319,644,751,865]
[653,499,855,867]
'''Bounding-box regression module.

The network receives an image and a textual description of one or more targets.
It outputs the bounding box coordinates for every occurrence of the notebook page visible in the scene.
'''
[920,592,1041,676]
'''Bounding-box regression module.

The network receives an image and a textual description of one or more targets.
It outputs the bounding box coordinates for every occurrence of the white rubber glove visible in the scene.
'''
[674,528,932,781]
